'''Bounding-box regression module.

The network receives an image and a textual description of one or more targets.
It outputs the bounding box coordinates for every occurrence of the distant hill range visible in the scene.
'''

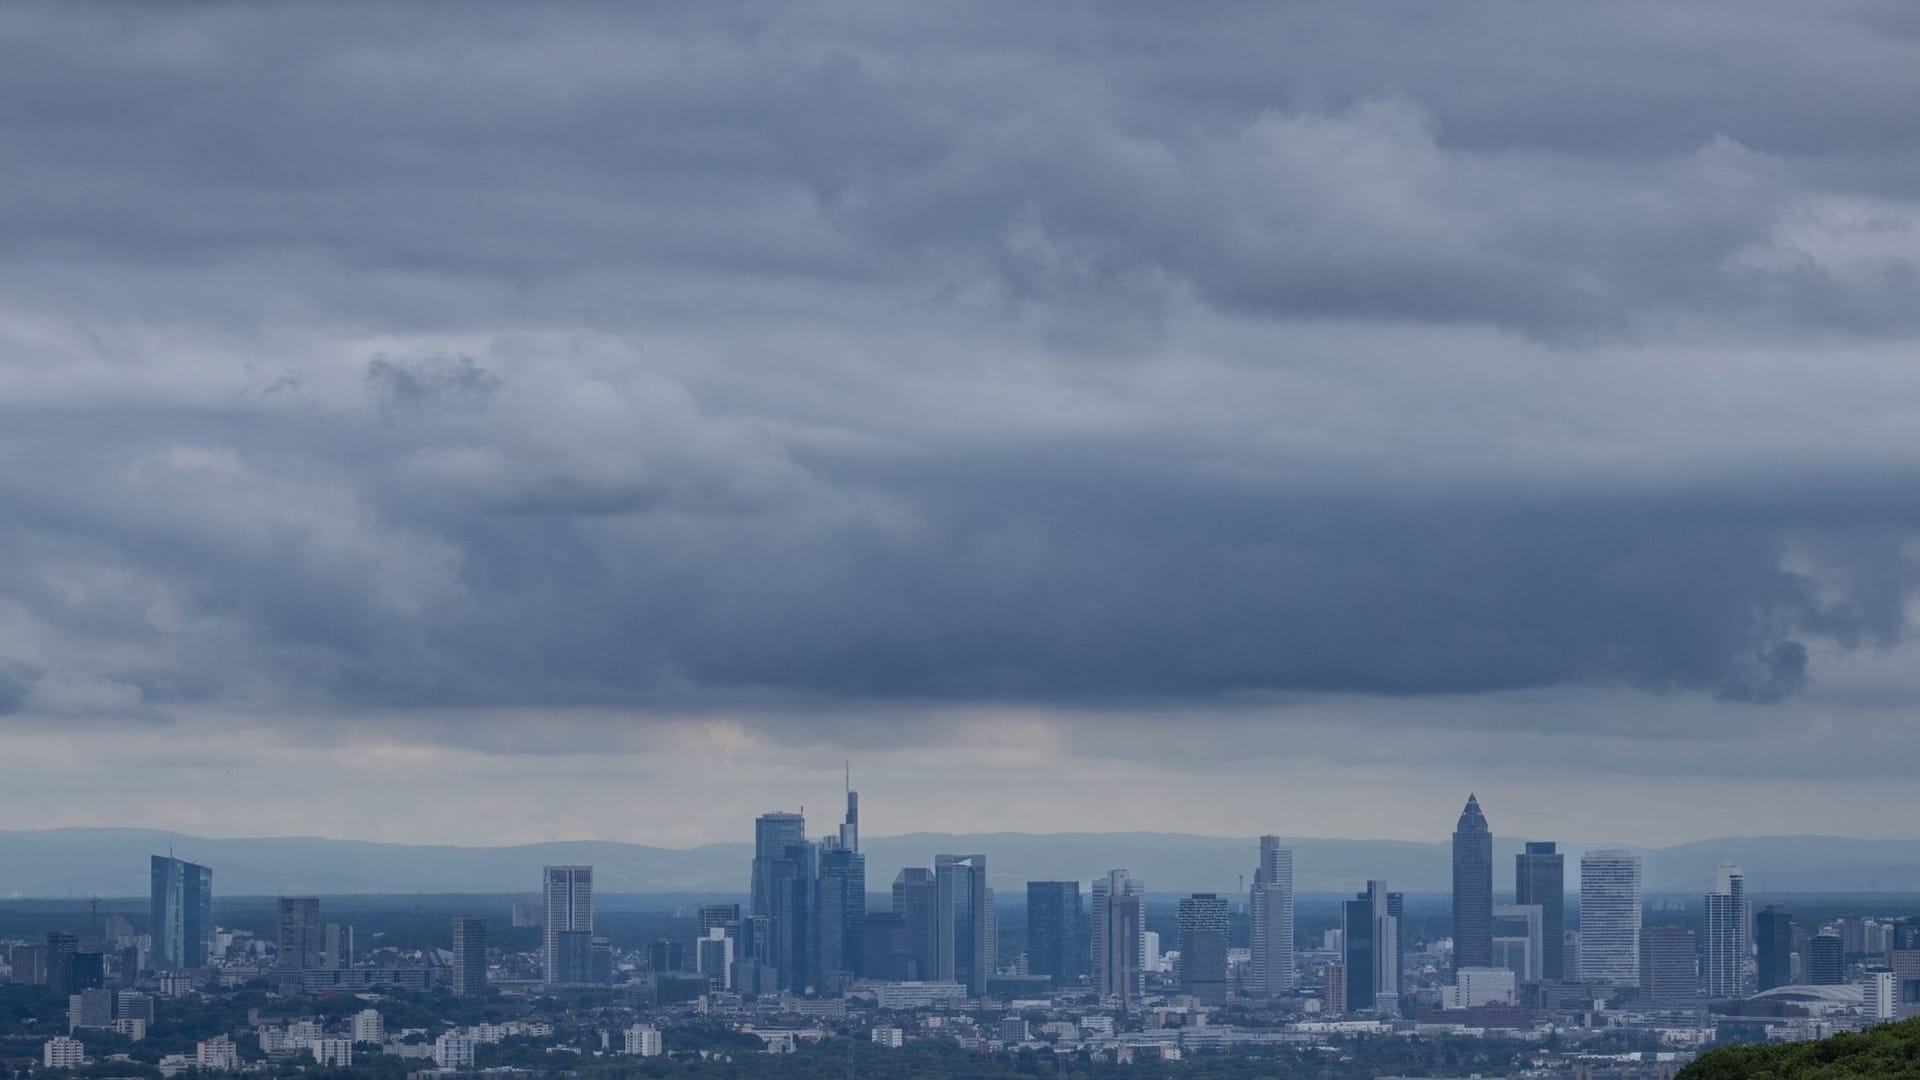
[3,828,1918,899]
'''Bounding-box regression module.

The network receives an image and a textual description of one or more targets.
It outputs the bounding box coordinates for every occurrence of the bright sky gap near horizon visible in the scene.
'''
[4,2,1920,848]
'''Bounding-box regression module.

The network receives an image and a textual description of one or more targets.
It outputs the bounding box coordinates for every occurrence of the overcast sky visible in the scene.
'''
[3,1,1920,849]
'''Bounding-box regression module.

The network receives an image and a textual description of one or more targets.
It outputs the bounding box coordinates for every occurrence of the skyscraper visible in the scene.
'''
[1514,841,1565,981]
[149,856,213,971]
[1248,836,1295,994]
[892,868,938,981]
[542,866,593,986]
[1579,850,1642,988]
[1639,926,1698,1006]
[768,841,815,991]
[1452,794,1493,971]
[1176,894,1230,1003]
[1026,881,1083,985]
[1700,862,1748,998]
[451,916,487,996]
[934,854,988,995]
[1092,869,1145,1006]
[815,790,865,985]
[1341,881,1398,1013]
[276,898,322,971]
[1755,906,1794,992]
[1808,932,1844,985]
[751,812,807,919]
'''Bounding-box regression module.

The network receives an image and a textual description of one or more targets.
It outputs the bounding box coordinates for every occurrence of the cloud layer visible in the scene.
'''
[1,1,1919,841]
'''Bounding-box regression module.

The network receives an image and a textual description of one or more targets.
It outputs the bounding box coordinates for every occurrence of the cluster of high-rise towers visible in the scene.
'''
[721,786,1296,1007]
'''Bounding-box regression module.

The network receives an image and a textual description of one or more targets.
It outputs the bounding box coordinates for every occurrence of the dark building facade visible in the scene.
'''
[1808,932,1844,985]
[276,897,323,971]
[1639,926,1698,1005]
[1514,841,1565,980]
[1452,794,1493,971]
[451,916,487,996]
[1755,906,1794,992]
[815,844,866,984]
[1025,881,1083,984]
[892,867,938,981]
[150,856,213,971]
[1177,893,1230,1004]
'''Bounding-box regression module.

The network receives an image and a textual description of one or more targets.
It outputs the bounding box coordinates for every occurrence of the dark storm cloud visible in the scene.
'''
[0,0,1918,744]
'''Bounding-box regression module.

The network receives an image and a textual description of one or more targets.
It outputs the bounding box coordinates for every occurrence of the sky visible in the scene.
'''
[3,1,1920,849]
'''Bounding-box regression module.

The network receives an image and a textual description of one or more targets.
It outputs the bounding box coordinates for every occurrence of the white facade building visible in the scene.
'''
[623,1024,663,1057]
[1248,837,1296,994]
[352,1008,384,1044]
[197,1036,239,1071]
[1580,850,1643,987]
[44,1037,86,1068]
[1442,966,1517,1008]
[435,1033,477,1069]
[311,1038,353,1067]
[1864,969,1898,1024]
[870,1027,904,1047]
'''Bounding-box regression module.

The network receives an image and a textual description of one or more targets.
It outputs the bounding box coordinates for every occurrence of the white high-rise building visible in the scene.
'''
[1579,850,1642,988]
[1248,836,1296,994]
[542,865,593,986]
[434,1034,477,1069]
[623,1024,663,1057]
[1864,969,1897,1023]
[196,1036,238,1071]
[1700,862,1748,998]
[310,1038,352,1067]
[44,1037,86,1068]
[351,1008,384,1044]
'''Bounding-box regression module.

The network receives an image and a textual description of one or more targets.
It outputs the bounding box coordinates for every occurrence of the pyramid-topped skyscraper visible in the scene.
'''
[1451,794,1493,970]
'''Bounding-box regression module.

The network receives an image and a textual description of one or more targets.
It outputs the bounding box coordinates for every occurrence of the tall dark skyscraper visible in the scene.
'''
[1341,881,1397,1013]
[45,931,79,996]
[1025,881,1083,984]
[1093,869,1145,1005]
[1514,841,1565,981]
[892,868,938,981]
[1176,893,1230,1004]
[276,897,322,971]
[150,855,213,971]
[815,788,865,984]
[769,841,816,991]
[751,812,807,919]
[934,853,988,995]
[1755,906,1793,992]
[451,916,487,996]
[1451,794,1493,971]
[1808,932,1844,985]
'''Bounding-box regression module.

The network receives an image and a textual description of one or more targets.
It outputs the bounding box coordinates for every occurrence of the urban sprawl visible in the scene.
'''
[4,790,1917,1079]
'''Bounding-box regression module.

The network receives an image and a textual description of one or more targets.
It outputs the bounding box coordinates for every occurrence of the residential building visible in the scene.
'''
[452,915,487,996]
[1700,863,1748,998]
[623,1024,663,1057]
[434,1033,476,1069]
[276,898,322,971]
[311,1038,352,1067]
[196,1036,238,1071]
[1864,968,1897,1023]
[44,1036,85,1069]
[352,1009,383,1044]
